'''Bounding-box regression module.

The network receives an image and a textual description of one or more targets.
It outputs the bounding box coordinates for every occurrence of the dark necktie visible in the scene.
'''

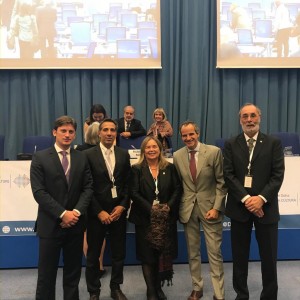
[125,121,130,131]
[189,150,197,183]
[61,150,69,182]
[248,138,255,154]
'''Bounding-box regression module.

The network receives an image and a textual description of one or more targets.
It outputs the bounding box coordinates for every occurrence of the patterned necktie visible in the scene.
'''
[189,150,197,183]
[61,150,69,181]
[125,121,130,131]
[248,138,255,154]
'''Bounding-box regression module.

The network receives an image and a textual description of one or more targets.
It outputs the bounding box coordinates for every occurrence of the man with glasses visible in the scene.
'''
[223,103,285,300]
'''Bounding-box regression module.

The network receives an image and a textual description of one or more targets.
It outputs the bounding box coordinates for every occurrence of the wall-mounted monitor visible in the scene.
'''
[0,0,161,69]
[217,0,300,68]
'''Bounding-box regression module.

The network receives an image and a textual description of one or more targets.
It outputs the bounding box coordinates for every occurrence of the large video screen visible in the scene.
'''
[217,0,300,68]
[0,0,161,69]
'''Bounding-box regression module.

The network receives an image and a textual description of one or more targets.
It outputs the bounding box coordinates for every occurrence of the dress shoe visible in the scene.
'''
[157,287,167,300]
[89,293,100,300]
[213,296,224,300]
[111,289,128,300]
[188,290,203,300]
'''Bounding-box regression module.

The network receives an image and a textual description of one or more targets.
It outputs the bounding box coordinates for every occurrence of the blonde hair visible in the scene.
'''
[152,108,167,122]
[84,122,100,145]
[137,136,169,170]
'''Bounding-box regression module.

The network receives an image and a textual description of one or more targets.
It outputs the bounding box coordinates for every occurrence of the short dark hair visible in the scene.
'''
[99,118,118,131]
[53,116,77,131]
[179,121,200,135]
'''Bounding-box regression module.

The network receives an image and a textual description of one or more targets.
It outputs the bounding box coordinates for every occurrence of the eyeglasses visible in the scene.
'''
[241,113,259,120]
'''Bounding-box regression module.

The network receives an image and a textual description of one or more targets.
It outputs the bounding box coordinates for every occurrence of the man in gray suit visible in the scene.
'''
[173,121,226,300]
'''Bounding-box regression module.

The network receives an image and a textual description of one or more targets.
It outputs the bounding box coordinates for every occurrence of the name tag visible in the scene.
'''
[244,175,253,188]
[111,185,117,198]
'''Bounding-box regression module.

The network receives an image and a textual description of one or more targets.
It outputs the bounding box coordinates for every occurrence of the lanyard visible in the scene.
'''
[247,147,254,175]
[149,166,159,200]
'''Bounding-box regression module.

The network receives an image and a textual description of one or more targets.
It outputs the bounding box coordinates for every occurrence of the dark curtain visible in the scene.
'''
[0,0,299,160]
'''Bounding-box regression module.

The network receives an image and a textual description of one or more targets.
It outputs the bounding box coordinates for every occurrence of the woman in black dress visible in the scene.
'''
[129,136,182,300]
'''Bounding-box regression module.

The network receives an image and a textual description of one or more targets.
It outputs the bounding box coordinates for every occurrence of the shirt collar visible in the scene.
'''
[186,141,200,153]
[244,132,259,141]
[100,142,113,153]
[54,143,70,154]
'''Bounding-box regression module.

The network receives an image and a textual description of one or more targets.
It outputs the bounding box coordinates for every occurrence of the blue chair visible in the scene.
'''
[0,135,4,160]
[118,135,146,150]
[215,138,228,152]
[270,132,300,155]
[22,136,53,154]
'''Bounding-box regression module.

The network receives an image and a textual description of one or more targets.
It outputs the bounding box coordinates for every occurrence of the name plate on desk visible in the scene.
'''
[128,149,141,159]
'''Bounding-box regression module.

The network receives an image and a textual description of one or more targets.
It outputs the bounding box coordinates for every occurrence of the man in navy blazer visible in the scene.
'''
[223,103,285,300]
[84,119,131,300]
[30,116,93,300]
[116,105,146,141]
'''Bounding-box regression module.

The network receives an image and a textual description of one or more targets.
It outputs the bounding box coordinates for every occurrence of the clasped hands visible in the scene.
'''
[98,205,125,224]
[245,196,264,218]
[60,210,80,228]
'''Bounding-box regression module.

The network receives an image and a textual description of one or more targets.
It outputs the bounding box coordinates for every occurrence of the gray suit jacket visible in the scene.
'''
[173,143,227,224]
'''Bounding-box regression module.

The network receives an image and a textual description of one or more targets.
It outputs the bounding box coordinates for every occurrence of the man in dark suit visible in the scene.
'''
[30,115,93,300]
[223,103,285,300]
[85,118,131,300]
[116,105,146,142]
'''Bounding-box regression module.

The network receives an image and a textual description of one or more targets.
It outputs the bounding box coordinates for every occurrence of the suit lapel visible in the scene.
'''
[237,134,249,161]
[96,146,111,180]
[181,148,193,182]
[252,132,265,162]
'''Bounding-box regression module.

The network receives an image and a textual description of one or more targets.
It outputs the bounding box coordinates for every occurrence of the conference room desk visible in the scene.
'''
[0,158,300,268]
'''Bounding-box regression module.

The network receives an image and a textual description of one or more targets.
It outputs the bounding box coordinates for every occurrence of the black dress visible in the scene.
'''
[129,163,182,263]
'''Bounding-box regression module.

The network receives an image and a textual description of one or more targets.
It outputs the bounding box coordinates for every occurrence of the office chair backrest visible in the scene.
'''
[270,132,300,155]
[0,135,4,160]
[118,136,146,150]
[22,136,53,154]
[215,138,228,152]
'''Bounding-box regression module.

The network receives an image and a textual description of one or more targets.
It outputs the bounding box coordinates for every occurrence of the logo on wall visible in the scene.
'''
[13,174,30,188]
[2,226,10,234]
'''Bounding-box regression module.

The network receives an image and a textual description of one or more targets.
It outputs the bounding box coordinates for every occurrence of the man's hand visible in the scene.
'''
[110,206,125,222]
[245,196,264,215]
[60,210,79,228]
[98,210,113,224]
[120,132,131,138]
[205,208,219,220]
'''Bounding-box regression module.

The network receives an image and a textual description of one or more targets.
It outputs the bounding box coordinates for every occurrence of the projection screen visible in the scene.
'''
[0,0,161,69]
[217,0,300,68]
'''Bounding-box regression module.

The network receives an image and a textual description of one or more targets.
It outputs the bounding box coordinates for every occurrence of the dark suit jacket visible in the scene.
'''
[223,132,285,224]
[116,117,146,138]
[129,163,182,226]
[84,145,131,217]
[30,147,93,237]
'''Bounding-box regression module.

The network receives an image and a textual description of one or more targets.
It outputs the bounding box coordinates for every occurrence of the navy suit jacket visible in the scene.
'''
[84,145,131,218]
[30,147,93,237]
[223,132,285,224]
[116,117,146,138]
